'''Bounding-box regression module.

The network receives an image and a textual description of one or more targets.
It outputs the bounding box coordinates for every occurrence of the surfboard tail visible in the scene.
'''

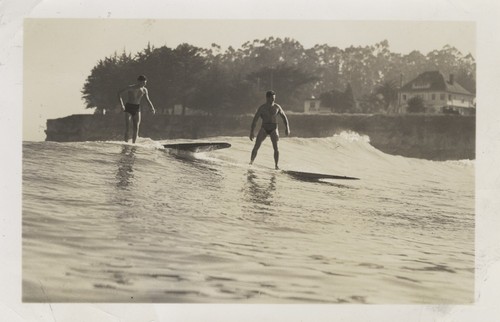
[283,170,360,181]
[163,142,231,152]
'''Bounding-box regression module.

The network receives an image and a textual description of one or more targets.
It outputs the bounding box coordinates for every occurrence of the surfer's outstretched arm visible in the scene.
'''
[250,106,262,141]
[143,88,156,114]
[117,86,130,111]
[279,106,290,136]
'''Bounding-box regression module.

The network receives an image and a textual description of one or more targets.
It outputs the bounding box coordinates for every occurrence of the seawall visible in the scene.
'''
[45,113,475,161]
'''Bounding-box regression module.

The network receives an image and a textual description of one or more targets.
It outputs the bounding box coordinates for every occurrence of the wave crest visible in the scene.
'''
[334,131,370,143]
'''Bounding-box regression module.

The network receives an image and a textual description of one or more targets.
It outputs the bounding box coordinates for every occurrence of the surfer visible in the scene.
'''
[118,75,156,143]
[249,90,290,170]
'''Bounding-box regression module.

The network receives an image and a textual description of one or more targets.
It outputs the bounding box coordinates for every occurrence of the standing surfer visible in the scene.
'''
[118,75,156,143]
[249,90,290,170]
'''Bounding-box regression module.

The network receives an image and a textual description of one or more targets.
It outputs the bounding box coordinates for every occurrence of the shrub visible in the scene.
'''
[407,96,425,113]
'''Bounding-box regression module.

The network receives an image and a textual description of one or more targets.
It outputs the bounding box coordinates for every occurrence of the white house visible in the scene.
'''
[399,71,475,115]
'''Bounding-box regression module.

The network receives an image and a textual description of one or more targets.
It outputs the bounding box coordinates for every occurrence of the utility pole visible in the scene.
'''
[398,73,403,113]
[270,68,274,90]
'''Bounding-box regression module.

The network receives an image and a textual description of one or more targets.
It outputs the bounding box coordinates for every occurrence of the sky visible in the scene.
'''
[23,19,475,141]
[4,0,500,321]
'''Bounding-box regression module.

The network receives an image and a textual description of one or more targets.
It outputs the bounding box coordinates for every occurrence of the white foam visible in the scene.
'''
[334,130,371,143]
[99,137,165,150]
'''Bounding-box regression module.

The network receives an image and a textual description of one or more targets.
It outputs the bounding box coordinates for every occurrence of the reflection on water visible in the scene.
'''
[116,145,137,189]
[113,145,140,222]
[22,139,475,303]
[313,179,353,189]
[243,169,277,206]
[283,171,354,189]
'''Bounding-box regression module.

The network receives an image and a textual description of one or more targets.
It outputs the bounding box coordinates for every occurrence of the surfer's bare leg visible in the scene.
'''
[124,113,131,142]
[270,131,280,170]
[132,112,141,144]
[250,129,267,164]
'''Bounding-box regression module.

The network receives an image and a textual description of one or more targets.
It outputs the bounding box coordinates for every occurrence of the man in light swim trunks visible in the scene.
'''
[118,75,156,143]
[249,90,290,170]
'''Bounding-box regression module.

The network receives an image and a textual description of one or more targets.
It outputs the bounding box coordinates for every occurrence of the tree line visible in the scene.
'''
[82,37,476,115]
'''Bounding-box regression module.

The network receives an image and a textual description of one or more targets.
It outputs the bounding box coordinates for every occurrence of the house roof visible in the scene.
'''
[400,71,473,96]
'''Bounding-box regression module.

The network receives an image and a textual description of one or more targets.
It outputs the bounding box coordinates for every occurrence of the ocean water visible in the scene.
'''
[22,132,475,303]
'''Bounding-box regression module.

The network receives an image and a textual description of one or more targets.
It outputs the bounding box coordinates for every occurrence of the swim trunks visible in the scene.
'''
[262,123,278,135]
[125,103,140,116]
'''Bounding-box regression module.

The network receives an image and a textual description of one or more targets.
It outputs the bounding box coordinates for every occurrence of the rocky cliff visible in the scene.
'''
[45,113,475,161]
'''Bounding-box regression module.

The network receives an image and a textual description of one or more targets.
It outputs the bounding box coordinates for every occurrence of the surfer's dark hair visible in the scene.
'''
[137,75,147,81]
[266,90,276,97]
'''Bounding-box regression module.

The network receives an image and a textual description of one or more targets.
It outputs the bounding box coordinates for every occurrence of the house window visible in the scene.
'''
[440,93,445,100]
[432,94,436,100]
[412,83,431,89]
[402,94,407,101]
[310,101,316,108]
[449,94,452,100]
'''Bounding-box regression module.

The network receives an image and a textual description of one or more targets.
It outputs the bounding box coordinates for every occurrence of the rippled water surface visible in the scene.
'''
[22,133,474,303]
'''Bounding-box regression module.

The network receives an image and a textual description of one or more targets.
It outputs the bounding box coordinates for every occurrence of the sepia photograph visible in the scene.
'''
[2,0,500,321]
[22,18,475,304]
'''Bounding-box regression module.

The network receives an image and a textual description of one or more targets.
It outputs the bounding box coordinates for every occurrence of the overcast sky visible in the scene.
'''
[23,19,475,141]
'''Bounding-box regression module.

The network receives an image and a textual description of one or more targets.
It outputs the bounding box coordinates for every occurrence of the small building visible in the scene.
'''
[304,96,321,113]
[399,71,475,115]
[304,96,331,114]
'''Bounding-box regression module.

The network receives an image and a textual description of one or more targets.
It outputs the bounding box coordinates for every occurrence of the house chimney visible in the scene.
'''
[449,74,454,85]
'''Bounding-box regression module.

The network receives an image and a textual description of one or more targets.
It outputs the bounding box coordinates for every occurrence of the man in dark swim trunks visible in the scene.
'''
[249,90,290,170]
[118,75,156,143]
